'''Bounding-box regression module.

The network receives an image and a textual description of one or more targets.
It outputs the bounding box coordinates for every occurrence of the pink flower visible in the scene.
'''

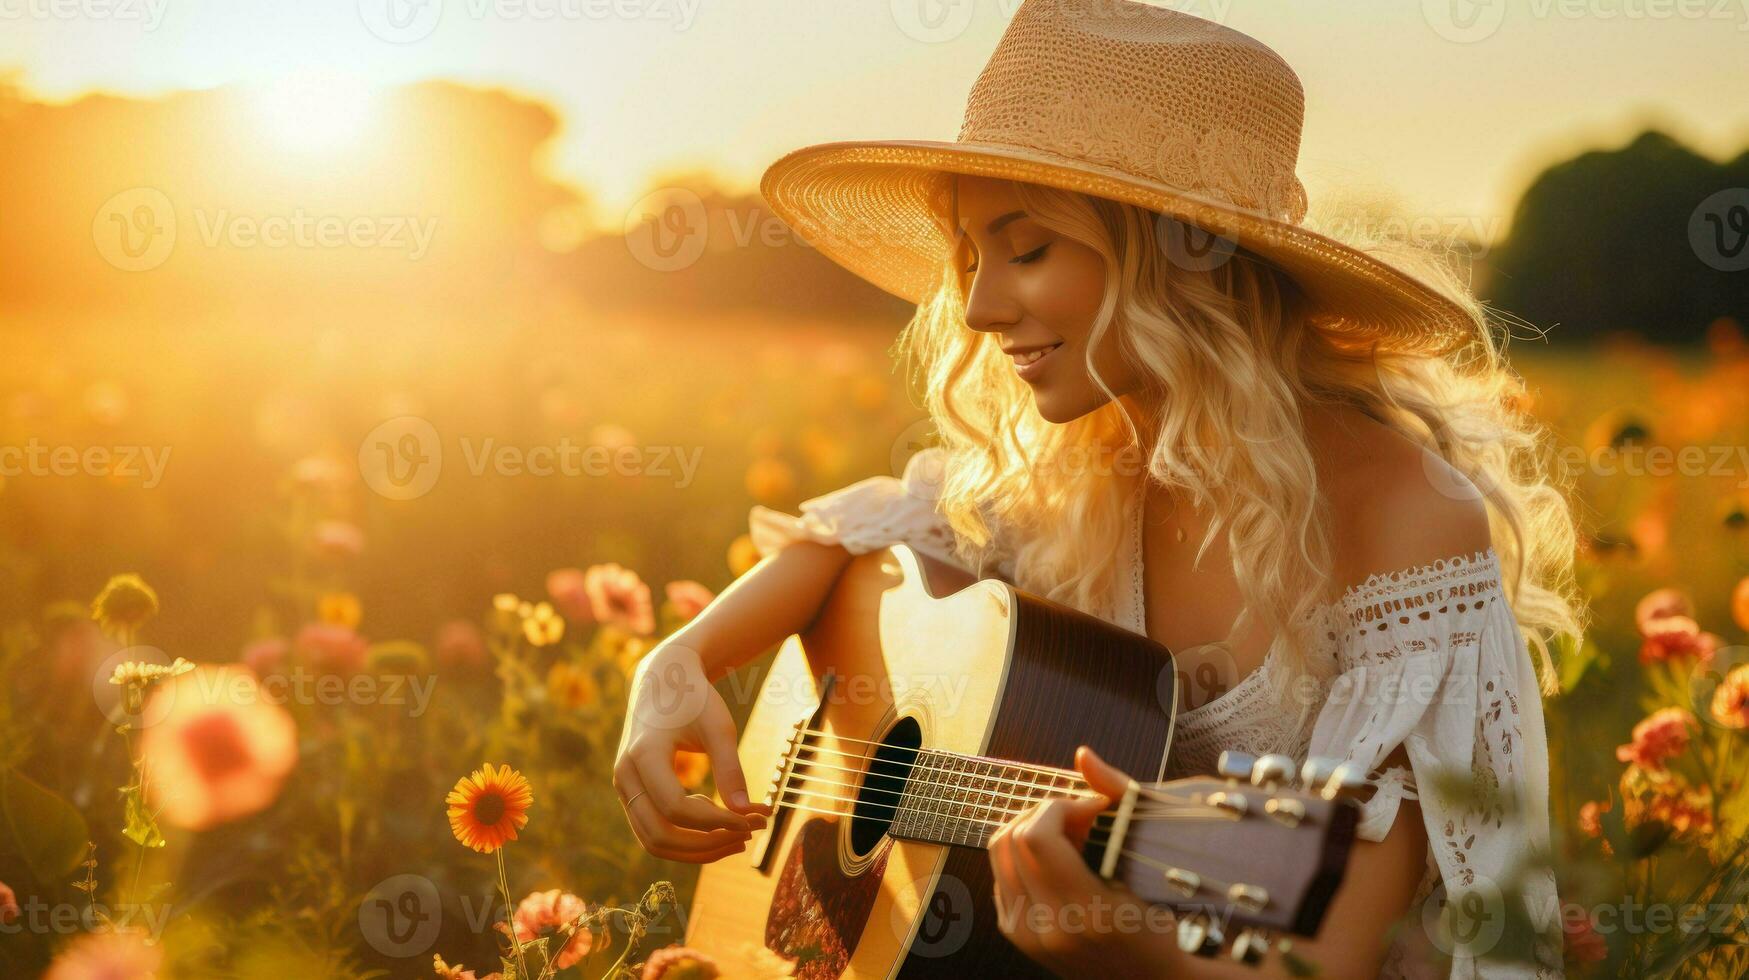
[140,666,299,830]
[294,622,368,676]
[1637,615,1719,665]
[584,563,655,636]
[43,929,163,980]
[310,520,365,559]
[641,945,721,980]
[1615,707,1694,769]
[664,580,715,623]
[434,619,487,670]
[0,880,17,924]
[240,637,290,677]
[503,889,595,970]
[1634,587,1692,634]
[1577,800,1609,839]
[545,568,595,624]
[1634,589,1719,665]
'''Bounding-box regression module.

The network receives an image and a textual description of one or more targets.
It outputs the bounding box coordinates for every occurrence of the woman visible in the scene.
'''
[614,2,1585,976]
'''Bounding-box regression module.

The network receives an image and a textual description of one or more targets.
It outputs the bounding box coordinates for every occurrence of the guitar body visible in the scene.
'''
[687,544,1176,978]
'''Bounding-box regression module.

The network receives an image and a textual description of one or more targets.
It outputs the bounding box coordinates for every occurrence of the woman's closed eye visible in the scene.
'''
[963,242,1050,276]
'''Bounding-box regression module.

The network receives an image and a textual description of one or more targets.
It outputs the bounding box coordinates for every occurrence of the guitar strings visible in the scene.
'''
[794,728,1085,782]
[774,784,1233,830]
[786,741,1205,807]
[776,774,1229,822]
[763,796,1208,880]
[786,748,1205,812]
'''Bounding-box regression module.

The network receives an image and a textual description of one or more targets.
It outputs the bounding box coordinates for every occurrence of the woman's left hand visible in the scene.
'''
[987,745,1175,975]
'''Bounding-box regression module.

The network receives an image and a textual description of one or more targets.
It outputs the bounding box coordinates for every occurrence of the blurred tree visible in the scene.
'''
[1484,130,1749,345]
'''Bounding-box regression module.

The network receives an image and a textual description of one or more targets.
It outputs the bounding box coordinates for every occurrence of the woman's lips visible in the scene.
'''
[1012,342,1063,381]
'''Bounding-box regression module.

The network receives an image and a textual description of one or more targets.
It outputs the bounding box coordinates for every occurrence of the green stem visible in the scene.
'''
[497,849,529,979]
[597,909,639,980]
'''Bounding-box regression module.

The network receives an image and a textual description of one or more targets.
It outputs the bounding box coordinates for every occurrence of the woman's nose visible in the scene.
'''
[963,275,1019,335]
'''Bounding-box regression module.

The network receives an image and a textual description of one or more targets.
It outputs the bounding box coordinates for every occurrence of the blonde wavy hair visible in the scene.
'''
[894,176,1587,697]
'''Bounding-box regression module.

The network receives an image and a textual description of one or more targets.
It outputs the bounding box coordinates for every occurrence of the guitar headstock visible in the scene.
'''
[1085,751,1365,965]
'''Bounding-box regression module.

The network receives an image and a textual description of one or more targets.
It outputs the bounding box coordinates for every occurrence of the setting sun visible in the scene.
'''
[252,70,376,155]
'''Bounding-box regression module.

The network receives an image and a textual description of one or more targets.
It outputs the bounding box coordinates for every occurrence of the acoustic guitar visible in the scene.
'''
[685,543,1364,978]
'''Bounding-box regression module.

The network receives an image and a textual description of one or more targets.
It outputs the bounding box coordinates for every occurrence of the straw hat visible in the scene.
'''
[760,0,1476,355]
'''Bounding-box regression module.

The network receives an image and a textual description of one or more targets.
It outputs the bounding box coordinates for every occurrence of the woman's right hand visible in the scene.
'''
[613,641,771,863]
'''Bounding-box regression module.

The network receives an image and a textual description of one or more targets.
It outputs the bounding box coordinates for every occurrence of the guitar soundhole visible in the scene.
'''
[849,715,921,856]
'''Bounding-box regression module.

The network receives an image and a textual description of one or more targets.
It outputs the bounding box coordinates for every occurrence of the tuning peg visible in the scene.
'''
[1226,883,1268,913]
[1163,868,1201,899]
[1206,789,1249,816]
[1249,754,1295,788]
[1230,927,1270,965]
[1176,911,1224,957]
[1300,756,1339,790]
[1264,796,1305,827]
[1321,762,1368,803]
[1216,750,1258,782]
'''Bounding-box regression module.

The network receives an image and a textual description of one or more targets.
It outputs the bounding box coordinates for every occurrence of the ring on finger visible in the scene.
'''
[625,789,649,809]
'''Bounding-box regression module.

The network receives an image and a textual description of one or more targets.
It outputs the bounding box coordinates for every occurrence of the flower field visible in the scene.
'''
[3,316,1749,978]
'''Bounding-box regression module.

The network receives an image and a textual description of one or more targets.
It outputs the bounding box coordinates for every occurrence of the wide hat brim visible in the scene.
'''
[761,139,1477,356]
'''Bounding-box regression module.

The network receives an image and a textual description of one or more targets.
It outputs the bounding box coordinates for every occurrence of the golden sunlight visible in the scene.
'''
[251,69,377,155]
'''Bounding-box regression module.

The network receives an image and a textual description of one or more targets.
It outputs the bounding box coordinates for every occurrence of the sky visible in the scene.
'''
[4,0,1747,240]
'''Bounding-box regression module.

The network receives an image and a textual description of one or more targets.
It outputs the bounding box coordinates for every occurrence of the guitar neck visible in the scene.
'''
[886,748,1096,850]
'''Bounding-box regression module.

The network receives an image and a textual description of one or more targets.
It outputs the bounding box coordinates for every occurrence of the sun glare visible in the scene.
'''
[254,70,376,155]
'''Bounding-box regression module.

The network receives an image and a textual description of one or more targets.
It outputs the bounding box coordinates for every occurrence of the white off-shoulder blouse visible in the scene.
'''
[748,447,1564,979]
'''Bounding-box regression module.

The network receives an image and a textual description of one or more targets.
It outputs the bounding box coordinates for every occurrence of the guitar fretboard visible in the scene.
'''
[888,750,1091,849]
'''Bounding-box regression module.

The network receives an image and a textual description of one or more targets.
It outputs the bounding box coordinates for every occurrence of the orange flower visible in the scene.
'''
[726,534,760,577]
[1710,664,1749,729]
[446,763,533,854]
[1734,577,1749,632]
[584,563,655,636]
[1562,908,1608,966]
[0,880,17,924]
[432,954,500,980]
[1615,707,1694,769]
[664,580,715,623]
[1577,799,1609,838]
[546,662,598,711]
[139,666,299,831]
[316,591,363,628]
[641,945,721,980]
[504,888,595,970]
[43,929,163,980]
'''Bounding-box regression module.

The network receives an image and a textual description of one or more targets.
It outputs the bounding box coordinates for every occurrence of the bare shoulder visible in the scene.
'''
[1310,407,1492,588]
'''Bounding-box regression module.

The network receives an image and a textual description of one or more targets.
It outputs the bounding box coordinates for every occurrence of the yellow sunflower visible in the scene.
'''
[446,763,534,854]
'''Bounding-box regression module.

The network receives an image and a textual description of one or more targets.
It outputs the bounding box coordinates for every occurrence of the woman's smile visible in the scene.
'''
[1010,341,1064,380]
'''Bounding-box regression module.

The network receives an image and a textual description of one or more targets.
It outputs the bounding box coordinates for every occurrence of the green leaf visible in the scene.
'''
[1,766,91,880]
[120,783,166,849]
[1555,633,1596,693]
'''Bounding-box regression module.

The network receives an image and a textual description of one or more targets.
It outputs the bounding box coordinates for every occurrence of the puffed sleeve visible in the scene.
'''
[1306,548,1564,979]
[748,447,1013,580]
